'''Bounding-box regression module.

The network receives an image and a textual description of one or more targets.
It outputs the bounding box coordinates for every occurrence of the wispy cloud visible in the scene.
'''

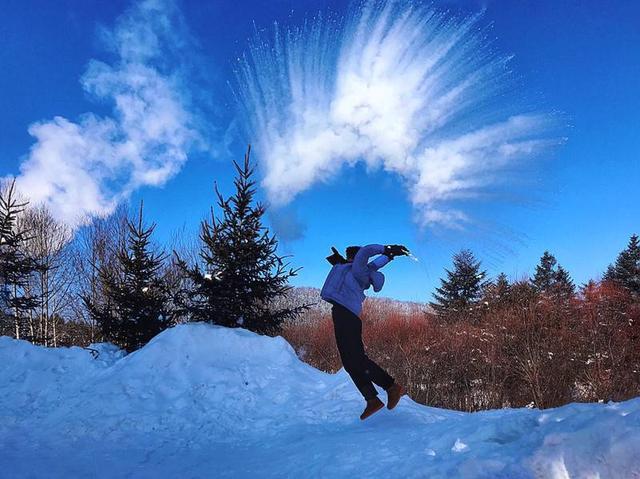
[9,0,204,227]
[268,206,307,243]
[236,2,561,228]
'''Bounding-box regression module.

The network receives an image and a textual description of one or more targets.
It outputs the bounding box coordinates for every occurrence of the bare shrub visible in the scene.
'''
[283,279,640,412]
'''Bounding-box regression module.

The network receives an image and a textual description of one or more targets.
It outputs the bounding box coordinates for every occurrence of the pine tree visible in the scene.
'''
[176,146,304,334]
[604,234,640,297]
[531,251,558,293]
[531,251,575,300]
[0,180,39,339]
[483,272,511,307]
[430,249,488,320]
[84,202,170,352]
[603,264,616,282]
[553,265,575,299]
[494,273,510,297]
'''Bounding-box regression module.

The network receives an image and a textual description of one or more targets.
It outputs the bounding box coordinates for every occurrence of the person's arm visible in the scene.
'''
[351,244,385,286]
[368,254,391,271]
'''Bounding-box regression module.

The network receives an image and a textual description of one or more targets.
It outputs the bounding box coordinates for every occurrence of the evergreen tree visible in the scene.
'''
[531,251,574,299]
[604,234,640,297]
[84,202,170,352]
[176,146,304,334]
[483,272,511,307]
[603,264,616,282]
[494,273,511,297]
[554,265,575,299]
[0,180,39,339]
[531,251,557,293]
[430,249,488,319]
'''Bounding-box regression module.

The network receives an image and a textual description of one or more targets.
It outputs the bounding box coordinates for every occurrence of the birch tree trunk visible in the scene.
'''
[20,205,73,346]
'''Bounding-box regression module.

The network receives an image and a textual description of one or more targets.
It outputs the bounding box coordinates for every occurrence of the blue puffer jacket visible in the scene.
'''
[320,244,391,316]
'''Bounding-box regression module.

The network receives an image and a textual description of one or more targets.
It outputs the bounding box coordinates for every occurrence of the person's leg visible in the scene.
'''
[332,303,393,399]
[361,343,404,411]
[332,304,377,399]
[363,355,395,391]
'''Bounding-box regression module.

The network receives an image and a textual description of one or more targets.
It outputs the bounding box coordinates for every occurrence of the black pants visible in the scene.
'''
[331,302,394,400]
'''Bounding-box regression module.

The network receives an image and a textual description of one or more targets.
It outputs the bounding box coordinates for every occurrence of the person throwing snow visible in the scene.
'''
[321,244,409,420]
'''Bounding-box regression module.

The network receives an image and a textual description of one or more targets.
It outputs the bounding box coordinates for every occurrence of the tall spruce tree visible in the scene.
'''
[531,251,557,293]
[430,249,488,319]
[176,146,304,334]
[483,272,511,307]
[531,251,574,299]
[84,202,170,352]
[604,234,640,297]
[0,180,39,339]
[554,265,575,299]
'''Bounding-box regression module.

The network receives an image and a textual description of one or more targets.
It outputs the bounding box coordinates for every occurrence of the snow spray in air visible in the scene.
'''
[234,1,560,229]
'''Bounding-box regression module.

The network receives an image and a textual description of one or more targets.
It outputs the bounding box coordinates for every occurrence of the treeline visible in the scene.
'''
[0,147,304,352]
[282,239,640,411]
[2,144,639,411]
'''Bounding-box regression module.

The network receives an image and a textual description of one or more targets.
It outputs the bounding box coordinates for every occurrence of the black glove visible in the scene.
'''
[384,244,409,259]
[326,246,347,265]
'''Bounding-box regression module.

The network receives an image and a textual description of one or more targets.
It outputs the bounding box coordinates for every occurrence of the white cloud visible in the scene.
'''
[236,2,561,228]
[9,0,203,228]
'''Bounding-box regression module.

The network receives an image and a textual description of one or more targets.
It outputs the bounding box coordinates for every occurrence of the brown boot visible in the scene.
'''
[360,397,384,420]
[386,383,406,410]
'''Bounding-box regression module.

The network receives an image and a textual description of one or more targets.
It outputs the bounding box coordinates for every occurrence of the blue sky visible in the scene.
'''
[1,0,638,302]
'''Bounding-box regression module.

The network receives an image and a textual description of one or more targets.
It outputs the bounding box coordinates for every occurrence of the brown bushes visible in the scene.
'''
[281,282,640,411]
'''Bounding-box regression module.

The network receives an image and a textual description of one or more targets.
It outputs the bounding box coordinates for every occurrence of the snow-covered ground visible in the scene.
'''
[1,324,639,478]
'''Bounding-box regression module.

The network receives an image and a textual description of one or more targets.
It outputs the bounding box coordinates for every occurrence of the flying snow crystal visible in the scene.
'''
[235,1,560,228]
[8,0,203,228]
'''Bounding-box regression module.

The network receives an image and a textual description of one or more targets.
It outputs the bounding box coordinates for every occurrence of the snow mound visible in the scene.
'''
[1,323,639,478]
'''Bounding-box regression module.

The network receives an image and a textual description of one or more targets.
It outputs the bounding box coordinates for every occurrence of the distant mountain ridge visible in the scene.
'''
[273,286,428,316]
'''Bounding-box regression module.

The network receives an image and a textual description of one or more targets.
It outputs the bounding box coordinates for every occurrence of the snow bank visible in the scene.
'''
[1,323,639,478]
